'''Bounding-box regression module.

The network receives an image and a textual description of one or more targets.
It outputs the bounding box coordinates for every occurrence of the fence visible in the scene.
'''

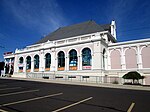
[26,72,124,84]
[0,72,144,85]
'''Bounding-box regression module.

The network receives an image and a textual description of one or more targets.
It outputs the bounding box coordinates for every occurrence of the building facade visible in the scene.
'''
[3,20,150,85]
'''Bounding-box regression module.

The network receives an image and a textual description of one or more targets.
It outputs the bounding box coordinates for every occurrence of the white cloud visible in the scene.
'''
[3,0,68,35]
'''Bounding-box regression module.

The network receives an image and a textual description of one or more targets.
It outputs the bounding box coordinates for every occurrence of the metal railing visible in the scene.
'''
[26,72,124,84]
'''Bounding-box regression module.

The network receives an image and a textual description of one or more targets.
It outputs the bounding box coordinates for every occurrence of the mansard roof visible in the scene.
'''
[35,20,111,44]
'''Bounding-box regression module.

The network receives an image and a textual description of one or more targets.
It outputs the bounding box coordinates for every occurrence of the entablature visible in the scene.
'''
[15,31,110,54]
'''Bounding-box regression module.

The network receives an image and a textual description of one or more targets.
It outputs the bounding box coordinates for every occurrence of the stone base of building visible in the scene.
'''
[13,72,27,78]
[12,69,150,85]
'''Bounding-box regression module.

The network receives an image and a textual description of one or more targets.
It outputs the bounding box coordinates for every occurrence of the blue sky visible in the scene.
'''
[0,0,150,61]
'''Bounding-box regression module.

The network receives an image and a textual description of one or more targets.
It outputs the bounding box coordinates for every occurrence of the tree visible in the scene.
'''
[0,62,4,70]
[122,71,144,84]
[0,62,5,76]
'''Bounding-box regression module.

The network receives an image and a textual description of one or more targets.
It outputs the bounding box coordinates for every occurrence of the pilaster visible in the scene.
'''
[66,54,69,71]
[39,50,44,72]
[79,55,82,70]
[31,57,34,72]
[51,50,56,71]
[23,57,26,72]
[107,50,111,70]
[121,47,126,69]
[137,45,142,69]
[13,55,18,73]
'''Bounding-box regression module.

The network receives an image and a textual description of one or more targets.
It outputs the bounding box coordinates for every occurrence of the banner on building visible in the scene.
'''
[82,66,91,70]
[18,64,24,67]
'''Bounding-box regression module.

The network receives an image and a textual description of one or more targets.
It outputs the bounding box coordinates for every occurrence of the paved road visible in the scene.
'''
[0,78,149,112]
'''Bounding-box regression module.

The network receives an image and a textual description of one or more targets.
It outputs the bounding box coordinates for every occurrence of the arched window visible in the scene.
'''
[19,57,24,72]
[58,51,65,71]
[102,49,106,69]
[19,57,24,64]
[69,49,77,70]
[110,50,121,69]
[82,48,92,70]
[26,56,31,72]
[34,55,39,72]
[45,53,51,71]
[125,48,137,69]
[142,47,150,68]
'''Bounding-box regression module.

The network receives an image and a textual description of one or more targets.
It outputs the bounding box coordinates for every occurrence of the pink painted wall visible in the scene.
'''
[110,50,121,69]
[142,47,150,68]
[145,75,150,85]
[125,48,137,69]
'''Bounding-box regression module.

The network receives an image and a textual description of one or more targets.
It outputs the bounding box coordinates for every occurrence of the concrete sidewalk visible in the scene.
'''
[1,77,150,91]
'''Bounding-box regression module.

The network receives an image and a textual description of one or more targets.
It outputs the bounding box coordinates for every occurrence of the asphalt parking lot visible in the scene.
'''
[0,78,149,112]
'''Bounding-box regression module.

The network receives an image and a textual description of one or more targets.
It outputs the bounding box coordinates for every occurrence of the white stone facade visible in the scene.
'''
[13,31,110,75]
[3,20,150,85]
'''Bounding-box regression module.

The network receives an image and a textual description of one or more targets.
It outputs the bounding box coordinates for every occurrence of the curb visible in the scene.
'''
[1,77,150,91]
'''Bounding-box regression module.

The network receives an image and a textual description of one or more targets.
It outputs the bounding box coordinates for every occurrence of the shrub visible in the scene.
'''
[122,71,144,84]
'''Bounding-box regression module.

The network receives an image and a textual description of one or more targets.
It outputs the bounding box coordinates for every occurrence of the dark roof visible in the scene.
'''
[35,20,111,44]
[101,24,111,31]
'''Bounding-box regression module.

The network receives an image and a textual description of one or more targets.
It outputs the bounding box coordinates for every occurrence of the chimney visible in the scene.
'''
[111,20,117,40]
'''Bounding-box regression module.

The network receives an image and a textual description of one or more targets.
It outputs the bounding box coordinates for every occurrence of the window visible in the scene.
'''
[125,48,137,69]
[45,53,51,71]
[26,56,31,72]
[19,57,23,64]
[58,51,65,71]
[82,48,92,70]
[110,50,121,69]
[69,49,77,70]
[34,55,39,70]
[19,57,24,72]
[142,47,150,68]
[103,49,106,69]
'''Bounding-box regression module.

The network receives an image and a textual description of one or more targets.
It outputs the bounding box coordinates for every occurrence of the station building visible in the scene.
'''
[3,20,150,85]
